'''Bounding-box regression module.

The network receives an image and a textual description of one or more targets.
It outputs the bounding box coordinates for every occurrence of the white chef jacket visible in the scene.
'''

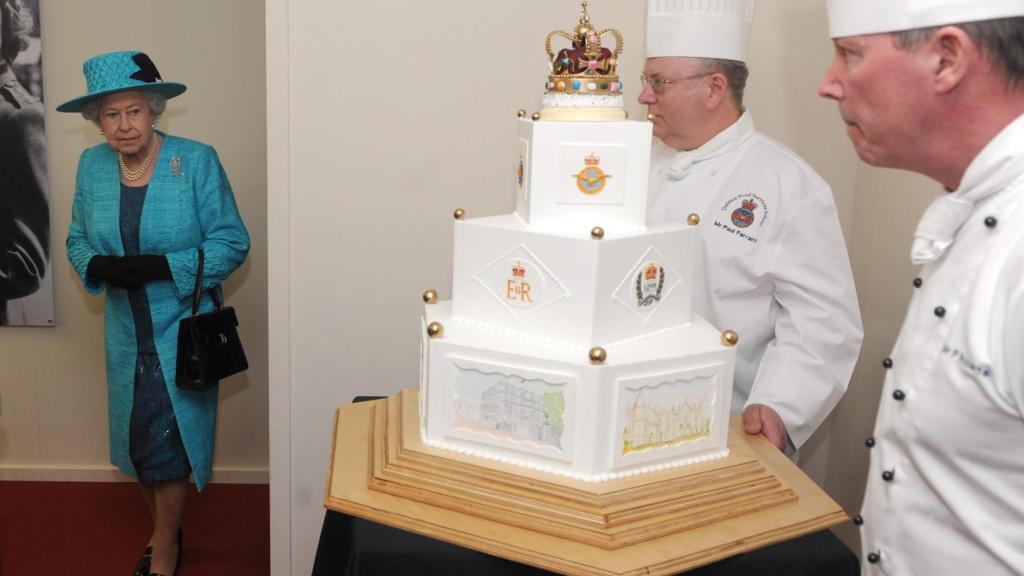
[860,114,1024,575]
[648,111,863,448]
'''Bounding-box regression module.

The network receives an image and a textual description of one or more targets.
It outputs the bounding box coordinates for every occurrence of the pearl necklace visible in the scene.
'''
[118,136,158,182]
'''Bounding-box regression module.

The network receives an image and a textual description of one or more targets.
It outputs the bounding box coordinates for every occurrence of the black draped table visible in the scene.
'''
[311,509,858,576]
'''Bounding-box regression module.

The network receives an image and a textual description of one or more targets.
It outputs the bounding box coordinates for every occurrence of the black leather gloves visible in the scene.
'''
[86,255,172,290]
[121,255,172,287]
[86,255,122,285]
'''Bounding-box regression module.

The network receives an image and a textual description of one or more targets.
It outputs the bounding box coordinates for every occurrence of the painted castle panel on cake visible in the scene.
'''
[613,364,728,470]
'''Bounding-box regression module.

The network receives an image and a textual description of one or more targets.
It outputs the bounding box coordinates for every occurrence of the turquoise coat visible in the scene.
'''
[66,133,249,490]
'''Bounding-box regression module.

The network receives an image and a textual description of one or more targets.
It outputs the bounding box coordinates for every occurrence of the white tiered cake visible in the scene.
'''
[419,3,736,482]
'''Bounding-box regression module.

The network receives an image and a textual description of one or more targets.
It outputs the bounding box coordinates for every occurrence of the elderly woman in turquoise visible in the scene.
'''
[59,51,249,576]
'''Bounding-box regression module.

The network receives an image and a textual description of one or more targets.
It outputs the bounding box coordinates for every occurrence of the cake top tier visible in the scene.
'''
[544,2,623,99]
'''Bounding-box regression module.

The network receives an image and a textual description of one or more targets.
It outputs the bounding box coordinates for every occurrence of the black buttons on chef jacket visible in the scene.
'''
[853,515,864,526]
[882,470,895,482]
[893,389,906,401]
[882,358,893,369]
[865,436,876,448]
[913,277,923,288]
[867,552,881,564]
[985,216,998,228]
[934,306,946,318]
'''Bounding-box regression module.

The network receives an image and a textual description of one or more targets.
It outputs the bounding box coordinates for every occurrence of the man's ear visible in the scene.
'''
[706,72,730,111]
[930,26,974,95]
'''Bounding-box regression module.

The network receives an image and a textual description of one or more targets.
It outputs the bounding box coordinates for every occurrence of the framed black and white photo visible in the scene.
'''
[1,0,52,326]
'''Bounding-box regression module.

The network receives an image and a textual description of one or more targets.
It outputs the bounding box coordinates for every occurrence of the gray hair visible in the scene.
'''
[695,57,750,108]
[80,91,168,126]
[893,17,1024,88]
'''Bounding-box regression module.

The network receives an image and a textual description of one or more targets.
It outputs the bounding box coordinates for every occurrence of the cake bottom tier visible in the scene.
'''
[420,301,737,482]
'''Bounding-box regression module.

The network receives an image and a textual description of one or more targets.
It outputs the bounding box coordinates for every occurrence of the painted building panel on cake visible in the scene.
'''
[479,382,563,447]
[453,375,566,449]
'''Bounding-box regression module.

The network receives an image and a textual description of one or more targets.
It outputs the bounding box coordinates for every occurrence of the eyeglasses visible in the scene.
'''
[640,72,713,94]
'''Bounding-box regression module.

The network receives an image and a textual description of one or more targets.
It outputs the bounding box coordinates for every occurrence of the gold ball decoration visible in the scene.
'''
[590,226,605,240]
[517,109,527,118]
[647,113,657,122]
[589,347,608,364]
[556,80,566,91]
[532,112,541,121]
[721,330,739,347]
[422,289,439,304]
[687,213,701,226]
[453,208,466,220]
[427,322,445,339]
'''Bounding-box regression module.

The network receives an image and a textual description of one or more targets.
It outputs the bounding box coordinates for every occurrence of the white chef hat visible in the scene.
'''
[828,0,1024,39]
[646,0,756,63]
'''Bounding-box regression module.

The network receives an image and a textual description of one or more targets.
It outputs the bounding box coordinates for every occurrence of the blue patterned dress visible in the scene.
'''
[120,183,191,483]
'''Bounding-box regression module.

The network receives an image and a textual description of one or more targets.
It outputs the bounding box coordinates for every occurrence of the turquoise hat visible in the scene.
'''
[56,50,186,113]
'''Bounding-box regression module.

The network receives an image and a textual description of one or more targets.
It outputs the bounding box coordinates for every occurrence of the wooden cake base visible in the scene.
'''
[326,390,848,575]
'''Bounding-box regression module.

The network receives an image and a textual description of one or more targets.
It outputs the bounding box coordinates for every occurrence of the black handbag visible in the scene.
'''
[176,249,248,390]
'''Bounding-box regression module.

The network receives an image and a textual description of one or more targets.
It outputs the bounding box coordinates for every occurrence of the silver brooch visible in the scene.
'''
[170,156,184,177]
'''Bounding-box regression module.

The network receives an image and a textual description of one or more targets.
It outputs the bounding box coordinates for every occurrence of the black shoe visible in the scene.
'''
[133,546,152,576]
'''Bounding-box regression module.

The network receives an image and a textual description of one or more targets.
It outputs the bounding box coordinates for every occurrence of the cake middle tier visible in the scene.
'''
[452,214,697,350]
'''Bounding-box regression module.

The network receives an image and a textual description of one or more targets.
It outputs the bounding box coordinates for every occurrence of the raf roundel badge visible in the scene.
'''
[573,153,611,195]
[731,199,757,228]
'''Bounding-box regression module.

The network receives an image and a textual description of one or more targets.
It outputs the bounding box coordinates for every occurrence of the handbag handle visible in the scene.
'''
[191,249,223,316]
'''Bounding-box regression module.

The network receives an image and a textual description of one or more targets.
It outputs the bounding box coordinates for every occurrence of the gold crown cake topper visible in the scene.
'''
[545,1,624,96]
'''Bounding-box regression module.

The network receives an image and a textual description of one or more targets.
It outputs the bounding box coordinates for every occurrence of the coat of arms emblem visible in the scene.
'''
[731,199,757,228]
[635,262,665,307]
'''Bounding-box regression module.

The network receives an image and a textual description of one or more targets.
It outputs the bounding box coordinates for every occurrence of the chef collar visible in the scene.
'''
[663,109,755,181]
[911,112,1024,264]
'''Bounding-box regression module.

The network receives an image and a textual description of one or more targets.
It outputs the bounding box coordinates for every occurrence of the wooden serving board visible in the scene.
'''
[325,390,847,576]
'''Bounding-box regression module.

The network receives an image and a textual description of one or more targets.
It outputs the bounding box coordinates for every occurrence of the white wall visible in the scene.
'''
[0,0,267,483]
[267,0,871,572]
[1,0,945,571]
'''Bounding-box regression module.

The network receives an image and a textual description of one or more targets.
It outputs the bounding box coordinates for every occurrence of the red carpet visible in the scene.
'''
[0,481,269,576]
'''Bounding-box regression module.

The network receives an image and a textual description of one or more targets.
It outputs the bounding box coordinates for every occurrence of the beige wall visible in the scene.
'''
[828,166,939,549]
[748,3,944,553]
[744,0,860,488]
[267,2,647,572]
[748,3,945,554]
[0,0,945,571]
[0,0,268,483]
[266,0,903,572]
